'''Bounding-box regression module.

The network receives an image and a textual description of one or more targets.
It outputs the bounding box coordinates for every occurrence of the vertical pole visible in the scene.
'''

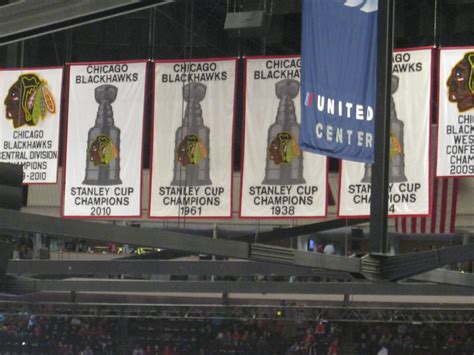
[369,0,395,253]
[148,7,157,60]
[33,233,42,259]
[211,224,217,282]
[345,231,349,256]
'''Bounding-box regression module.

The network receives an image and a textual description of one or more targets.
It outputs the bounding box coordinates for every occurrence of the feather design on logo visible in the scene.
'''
[269,132,301,165]
[176,135,208,167]
[389,133,402,159]
[89,134,118,166]
[21,75,56,125]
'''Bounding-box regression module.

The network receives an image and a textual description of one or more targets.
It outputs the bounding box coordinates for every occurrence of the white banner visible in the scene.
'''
[339,49,432,217]
[149,59,236,218]
[0,67,62,184]
[437,47,474,177]
[63,61,147,218]
[240,56,327,218]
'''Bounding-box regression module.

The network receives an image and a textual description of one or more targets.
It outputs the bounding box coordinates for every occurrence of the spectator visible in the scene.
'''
[81,345,93,355]
[161,344,173,355]
[328,339,338,355]
[323,244,336,255]
[132,345,144,355]
[315,321,326,335]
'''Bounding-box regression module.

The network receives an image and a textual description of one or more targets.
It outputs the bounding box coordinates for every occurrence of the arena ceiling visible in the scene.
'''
[1,1,474,54]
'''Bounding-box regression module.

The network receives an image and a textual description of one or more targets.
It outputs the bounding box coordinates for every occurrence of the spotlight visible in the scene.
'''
[275,309,284,318]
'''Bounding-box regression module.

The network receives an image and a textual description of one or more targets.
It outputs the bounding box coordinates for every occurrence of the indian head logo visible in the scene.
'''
[447,52,474,112]
[268,132,301,165]
[4,73,56,128]
[342,0,378,13]
[176,134,208,167]
[88,134,119,167]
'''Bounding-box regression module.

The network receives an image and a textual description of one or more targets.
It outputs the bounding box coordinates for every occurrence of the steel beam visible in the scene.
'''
[369,0,395,253]
[236,218,368,243]
[361,245,474,280]
[2,209,473,280]
[0,0,175,46]
[411,269,474,288]
[0,209,361,273]
[0,209,249,259]
[6,260,352,279]
[8,278,474,296]
[295,250,360,273]
[0,236,13,281]
[0,300,472,323]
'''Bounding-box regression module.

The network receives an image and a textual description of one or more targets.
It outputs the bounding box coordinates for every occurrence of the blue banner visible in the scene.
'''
[300,0,378,163]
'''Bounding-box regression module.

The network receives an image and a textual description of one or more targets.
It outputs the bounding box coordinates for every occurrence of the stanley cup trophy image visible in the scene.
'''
[171,82,212,186]
[83,84,122,185]
[362,75,407,183]
[262,79,305,185]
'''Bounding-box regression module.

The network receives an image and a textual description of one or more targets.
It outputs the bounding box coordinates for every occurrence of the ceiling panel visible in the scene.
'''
[0,0,174,45]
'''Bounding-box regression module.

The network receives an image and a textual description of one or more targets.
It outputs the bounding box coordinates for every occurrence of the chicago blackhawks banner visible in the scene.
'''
[437,47,474,177]
[149,58,236,218]
[62,61,147,218]
[0,67,62,184]
[240,56,327,218]
[339,48,432,217]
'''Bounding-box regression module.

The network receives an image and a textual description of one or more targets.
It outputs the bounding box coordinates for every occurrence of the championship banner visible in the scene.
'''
[437,47,474,177]
[149,58,236,218]
[240,56,327,218]
[62,61,147,218]
[338,48,432,217]
[0,67,62,184]
[300,0,378,163]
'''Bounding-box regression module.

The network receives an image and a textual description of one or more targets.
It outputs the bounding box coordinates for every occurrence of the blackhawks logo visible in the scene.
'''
[4,73,56,128]
[447,51,474,112]
[176,134,208,167]
[389,133,402,159]
[268,132,301,165]
[89,134,119,166]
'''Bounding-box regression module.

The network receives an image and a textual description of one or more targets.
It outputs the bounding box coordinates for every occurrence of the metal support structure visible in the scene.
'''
[369,0,395,253]
[0,301,471,323]
[412,269,474,288]
[0,209,361,273]
[2,209,474,280]
[0,0,175,46]
[362,244,474,281]
[8,260,474,288]
[0,236,13,281]
[236,218,368,243]
[6,260,353,279]
[4,278,474,296]
[0,209,249,259]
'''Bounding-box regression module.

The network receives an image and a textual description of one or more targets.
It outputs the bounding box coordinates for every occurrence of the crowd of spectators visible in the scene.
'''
[127,318,293,354]
[1,314,474,354]
[285,321,340,354]
[0,315,296,354]
[354,323,474,355]
[0,314,118,354]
